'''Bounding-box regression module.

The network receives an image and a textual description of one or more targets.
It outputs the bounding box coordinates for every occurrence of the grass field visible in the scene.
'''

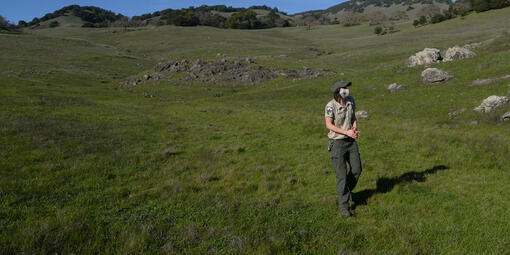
[1,7,510,254]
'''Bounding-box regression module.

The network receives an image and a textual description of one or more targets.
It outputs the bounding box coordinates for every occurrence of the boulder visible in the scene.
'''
[407,48,441,67]
[502,112,510,121]
[387,83,404,93]
[443,46,476,62]
[356,110,369,119]
[474,96,509,113]
[421,68,452,84]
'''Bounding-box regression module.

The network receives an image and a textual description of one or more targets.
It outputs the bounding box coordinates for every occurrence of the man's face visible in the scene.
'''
[339,88,349,98]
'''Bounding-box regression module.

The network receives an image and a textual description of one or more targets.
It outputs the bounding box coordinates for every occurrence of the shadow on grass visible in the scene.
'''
[352,165,449,210]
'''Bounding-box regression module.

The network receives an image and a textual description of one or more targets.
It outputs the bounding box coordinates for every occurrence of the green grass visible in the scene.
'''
[1,7,510,254]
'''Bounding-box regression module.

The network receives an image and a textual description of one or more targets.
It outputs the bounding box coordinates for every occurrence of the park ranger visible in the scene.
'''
[324,79,362,217]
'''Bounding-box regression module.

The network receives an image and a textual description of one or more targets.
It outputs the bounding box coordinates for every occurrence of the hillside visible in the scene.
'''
[325,0,452,13]
[1,5,510,254]
[23,5,126,28]
[295,0,452,21]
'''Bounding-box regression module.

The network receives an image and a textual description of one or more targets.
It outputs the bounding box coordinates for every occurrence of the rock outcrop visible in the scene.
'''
[408,48,442,67]
[421,68,452,84]
[474,96,509,113]
[122,58,336,86]
[443,46,476,62]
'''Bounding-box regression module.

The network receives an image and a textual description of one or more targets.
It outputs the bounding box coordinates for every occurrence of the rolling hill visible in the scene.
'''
[1,3,510,254]
[295,0,452,21]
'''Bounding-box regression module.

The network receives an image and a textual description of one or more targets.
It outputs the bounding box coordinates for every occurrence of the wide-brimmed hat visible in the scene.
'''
[330,79,352,92]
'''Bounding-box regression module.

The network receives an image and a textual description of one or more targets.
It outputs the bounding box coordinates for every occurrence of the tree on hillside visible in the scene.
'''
[225,11,262,29]
[304,15,318,26]
[26,5,125,27]
[340,12,363,26]
[18,20,27,27]
[390,10,409,21]
[0,15,9,29]
[196,11,226,27]
[49,21,59,28]
[419,15,428,25]
[473,0,490,11]
[430,14,445,23]
[261,9,279,27]
[166,9,199,26]
[472,0,509,12]
[374,26,383,34]
[417,4,442,19]
[259,10,290,28]
[365,11,388,25]
[489,0,508,9]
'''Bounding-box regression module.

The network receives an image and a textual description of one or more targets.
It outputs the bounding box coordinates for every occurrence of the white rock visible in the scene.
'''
[356,110,369,119]
[502,112,510,121]
[474,95,509,113]
[387,83,404,93]
[421,68,452,84]
[443,46,476,62]
[408,48,441,67]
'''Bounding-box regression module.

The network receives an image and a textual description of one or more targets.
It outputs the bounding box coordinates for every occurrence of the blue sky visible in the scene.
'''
[1,0,346,24]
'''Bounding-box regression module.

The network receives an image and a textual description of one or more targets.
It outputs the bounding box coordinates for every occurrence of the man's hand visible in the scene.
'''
[346,129,359,139]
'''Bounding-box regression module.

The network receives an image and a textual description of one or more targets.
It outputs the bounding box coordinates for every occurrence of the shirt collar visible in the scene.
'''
[334,99,351,108]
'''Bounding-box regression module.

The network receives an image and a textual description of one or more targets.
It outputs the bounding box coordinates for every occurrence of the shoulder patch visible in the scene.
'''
[326,105,333,116]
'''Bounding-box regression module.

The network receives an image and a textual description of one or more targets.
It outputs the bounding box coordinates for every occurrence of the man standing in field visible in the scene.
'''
[324,79,362,217]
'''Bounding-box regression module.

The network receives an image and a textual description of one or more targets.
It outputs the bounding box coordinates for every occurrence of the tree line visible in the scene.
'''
[14,4,290,30]
[412,0,509,27]
[132,5,290,29]
[17,5,125,28]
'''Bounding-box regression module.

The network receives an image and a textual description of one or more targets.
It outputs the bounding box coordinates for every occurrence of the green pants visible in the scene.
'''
[330,138,362,210]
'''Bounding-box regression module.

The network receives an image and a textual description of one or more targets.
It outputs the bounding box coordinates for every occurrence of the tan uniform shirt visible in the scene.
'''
[324,96,356,139]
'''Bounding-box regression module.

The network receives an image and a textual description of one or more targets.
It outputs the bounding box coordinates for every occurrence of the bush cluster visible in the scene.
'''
[472,0,509,12]
[0,15,20,32]
[413,0,509,27]
[135,5,290,29]
[20,4,290,30]
[17,5,125,28]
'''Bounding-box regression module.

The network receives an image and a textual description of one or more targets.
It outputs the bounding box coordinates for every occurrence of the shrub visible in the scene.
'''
[167,10,199,26]
[418,15,427,25]
[489,0,508,9]
[430,14,445,23]
[0,15,9,29]
[225,10,262,29]
[18,20,27,27]
[374,26,383,34]
[49,21,59,28]
[473,0,490,12]
[460,8,471,16]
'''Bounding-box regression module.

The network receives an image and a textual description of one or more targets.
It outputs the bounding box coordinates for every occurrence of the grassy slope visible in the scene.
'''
[1,8,510,254]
